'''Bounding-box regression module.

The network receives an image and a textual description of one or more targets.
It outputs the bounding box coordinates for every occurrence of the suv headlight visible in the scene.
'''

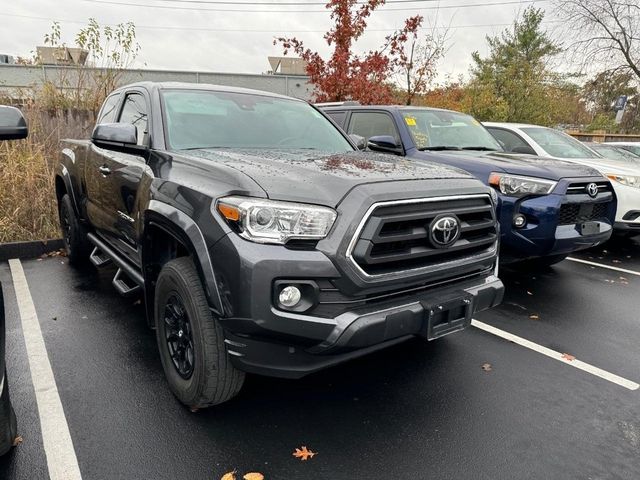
[488,173,556,197]
[215,196,337,245]
[607,174,640,189]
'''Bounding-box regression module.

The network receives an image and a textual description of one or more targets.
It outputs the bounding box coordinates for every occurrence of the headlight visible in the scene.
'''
[214,196,337,245]
[607,174,640,189]
[488,173,556,197]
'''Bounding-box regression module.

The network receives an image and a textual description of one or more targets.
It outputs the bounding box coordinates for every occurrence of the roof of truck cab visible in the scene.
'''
[111,81,304,102]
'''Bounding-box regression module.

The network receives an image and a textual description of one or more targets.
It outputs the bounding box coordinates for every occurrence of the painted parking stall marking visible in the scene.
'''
[9,259,83,480]
[567,257,640,277]
[471,319,640,391]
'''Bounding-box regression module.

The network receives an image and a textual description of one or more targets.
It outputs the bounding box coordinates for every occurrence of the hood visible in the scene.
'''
[414,149,603,180]
[544,156,640,176]
[185,149,473,206]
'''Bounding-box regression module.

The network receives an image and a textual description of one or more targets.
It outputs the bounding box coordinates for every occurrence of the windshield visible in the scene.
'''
[522,127,600,159]
[401,109,503,151]
[161,90,354,152]
[616,144,640,156]
[591,144,640,164]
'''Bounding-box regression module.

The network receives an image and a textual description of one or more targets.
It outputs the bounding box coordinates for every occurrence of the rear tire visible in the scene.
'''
[154,257,244,408]
[58,194,91,265]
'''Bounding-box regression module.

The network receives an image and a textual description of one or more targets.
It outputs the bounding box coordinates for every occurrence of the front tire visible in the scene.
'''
[58,194,91,265]
[154,257,244,408]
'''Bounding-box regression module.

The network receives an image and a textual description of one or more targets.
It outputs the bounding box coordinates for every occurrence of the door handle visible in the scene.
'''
[98,165,111,176]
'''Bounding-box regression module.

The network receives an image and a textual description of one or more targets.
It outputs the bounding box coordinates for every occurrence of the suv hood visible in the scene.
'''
[414,150,602,180]
[185,149,475,206]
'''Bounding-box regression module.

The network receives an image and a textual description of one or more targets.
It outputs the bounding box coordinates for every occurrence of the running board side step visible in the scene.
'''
[87,233,145,297]
[89,246,112,267]
[112,268,142,297]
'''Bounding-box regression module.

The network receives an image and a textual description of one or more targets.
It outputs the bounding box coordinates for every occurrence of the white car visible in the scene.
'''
[605,142,640,157]
[484,122,640,236]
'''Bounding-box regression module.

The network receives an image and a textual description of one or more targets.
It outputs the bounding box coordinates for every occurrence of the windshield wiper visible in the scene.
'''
[418,146,462,151]
[461,146,498,151]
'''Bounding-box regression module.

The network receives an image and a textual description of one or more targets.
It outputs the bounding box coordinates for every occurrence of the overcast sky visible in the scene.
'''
[1,0,557,81]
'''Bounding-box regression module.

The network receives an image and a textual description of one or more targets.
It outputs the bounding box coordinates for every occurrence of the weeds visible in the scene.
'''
[0,107,91,243]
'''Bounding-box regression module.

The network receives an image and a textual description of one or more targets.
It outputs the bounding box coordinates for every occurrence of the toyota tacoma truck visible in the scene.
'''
[321,105,616,266]
[56,83,504,408]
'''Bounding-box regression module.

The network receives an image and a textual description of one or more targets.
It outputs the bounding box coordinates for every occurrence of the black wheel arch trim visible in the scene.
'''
[144,200,225,317]
[56,164,81,217]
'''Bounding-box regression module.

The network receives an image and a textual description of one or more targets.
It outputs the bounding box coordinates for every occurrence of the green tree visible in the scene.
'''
[467,7,561,124]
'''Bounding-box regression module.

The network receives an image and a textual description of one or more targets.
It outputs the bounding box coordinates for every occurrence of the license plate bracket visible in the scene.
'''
[580,221,600,236]
[422,293,474,340]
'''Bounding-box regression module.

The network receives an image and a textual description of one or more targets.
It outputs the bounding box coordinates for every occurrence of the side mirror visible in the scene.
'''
[92,123,138,148]
[349,134,366,151]
[511,145,537,155]
[0,106,28,140]
[367,135,402,155]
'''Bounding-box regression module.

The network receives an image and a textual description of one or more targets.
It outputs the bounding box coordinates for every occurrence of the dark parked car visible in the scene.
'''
[0,105,27,455]
[56,82,504,408]
[321,105,616,265]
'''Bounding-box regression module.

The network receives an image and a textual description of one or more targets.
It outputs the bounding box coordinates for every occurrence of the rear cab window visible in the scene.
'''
[97,94,121,124]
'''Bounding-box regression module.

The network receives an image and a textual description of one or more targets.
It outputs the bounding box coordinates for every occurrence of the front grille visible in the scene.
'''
[349,195,497,276]
[558,202,610,225]
[566,181,612,195]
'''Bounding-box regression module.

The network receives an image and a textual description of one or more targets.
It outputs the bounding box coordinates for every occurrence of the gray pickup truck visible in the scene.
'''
[56,82,504,408]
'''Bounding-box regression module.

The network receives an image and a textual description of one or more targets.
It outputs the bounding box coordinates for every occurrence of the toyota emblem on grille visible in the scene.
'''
[586,183,599,198]
[429,215,461,248]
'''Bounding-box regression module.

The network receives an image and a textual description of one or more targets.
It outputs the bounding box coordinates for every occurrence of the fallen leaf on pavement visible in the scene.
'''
[243,473,265,480]
[293,446,317,461]
[12,436,23,447]
[529,314,539,320]
[481,363,492,372]
[221,471,237,480]
[561,353,576,361]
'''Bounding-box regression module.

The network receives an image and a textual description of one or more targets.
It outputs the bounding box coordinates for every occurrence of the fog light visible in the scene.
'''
[279,286,302,308]
[513,214,527,228]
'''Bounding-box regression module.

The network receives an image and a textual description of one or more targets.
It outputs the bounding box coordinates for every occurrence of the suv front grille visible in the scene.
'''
[566,181,612,195]
[558,202,609,225]
[349,195,497,276]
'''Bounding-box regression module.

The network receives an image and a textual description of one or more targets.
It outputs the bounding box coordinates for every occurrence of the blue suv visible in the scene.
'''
[321,105,616,265]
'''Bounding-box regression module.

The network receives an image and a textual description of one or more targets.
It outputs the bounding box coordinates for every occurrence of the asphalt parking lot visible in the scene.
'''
[0,236,639,480]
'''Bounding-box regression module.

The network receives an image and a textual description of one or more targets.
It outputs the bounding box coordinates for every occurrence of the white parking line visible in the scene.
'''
[567,257,640,277]
[8,259,83,480]
[471,319,640,391]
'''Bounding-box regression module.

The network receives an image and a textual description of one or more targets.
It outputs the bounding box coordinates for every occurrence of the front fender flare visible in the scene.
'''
[144,200,224,316]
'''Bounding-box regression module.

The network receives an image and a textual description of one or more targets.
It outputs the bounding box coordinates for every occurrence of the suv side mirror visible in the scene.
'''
[0,106,28,140]
[511,145,537,155]
[349,134,366,151]
[367,135,402,155]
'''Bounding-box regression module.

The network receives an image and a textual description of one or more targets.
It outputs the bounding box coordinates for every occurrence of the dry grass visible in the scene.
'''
[0,107,93,243]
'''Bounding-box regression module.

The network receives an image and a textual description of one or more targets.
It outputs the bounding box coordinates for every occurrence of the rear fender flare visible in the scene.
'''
[57,163,81,216]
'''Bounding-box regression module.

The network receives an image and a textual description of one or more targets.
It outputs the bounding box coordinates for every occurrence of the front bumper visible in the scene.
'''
[219,269,503,379]
[497,181,615,263]
[610,181,640,233]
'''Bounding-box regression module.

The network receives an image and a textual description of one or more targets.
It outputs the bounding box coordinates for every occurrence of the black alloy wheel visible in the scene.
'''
[164,294,195,379]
